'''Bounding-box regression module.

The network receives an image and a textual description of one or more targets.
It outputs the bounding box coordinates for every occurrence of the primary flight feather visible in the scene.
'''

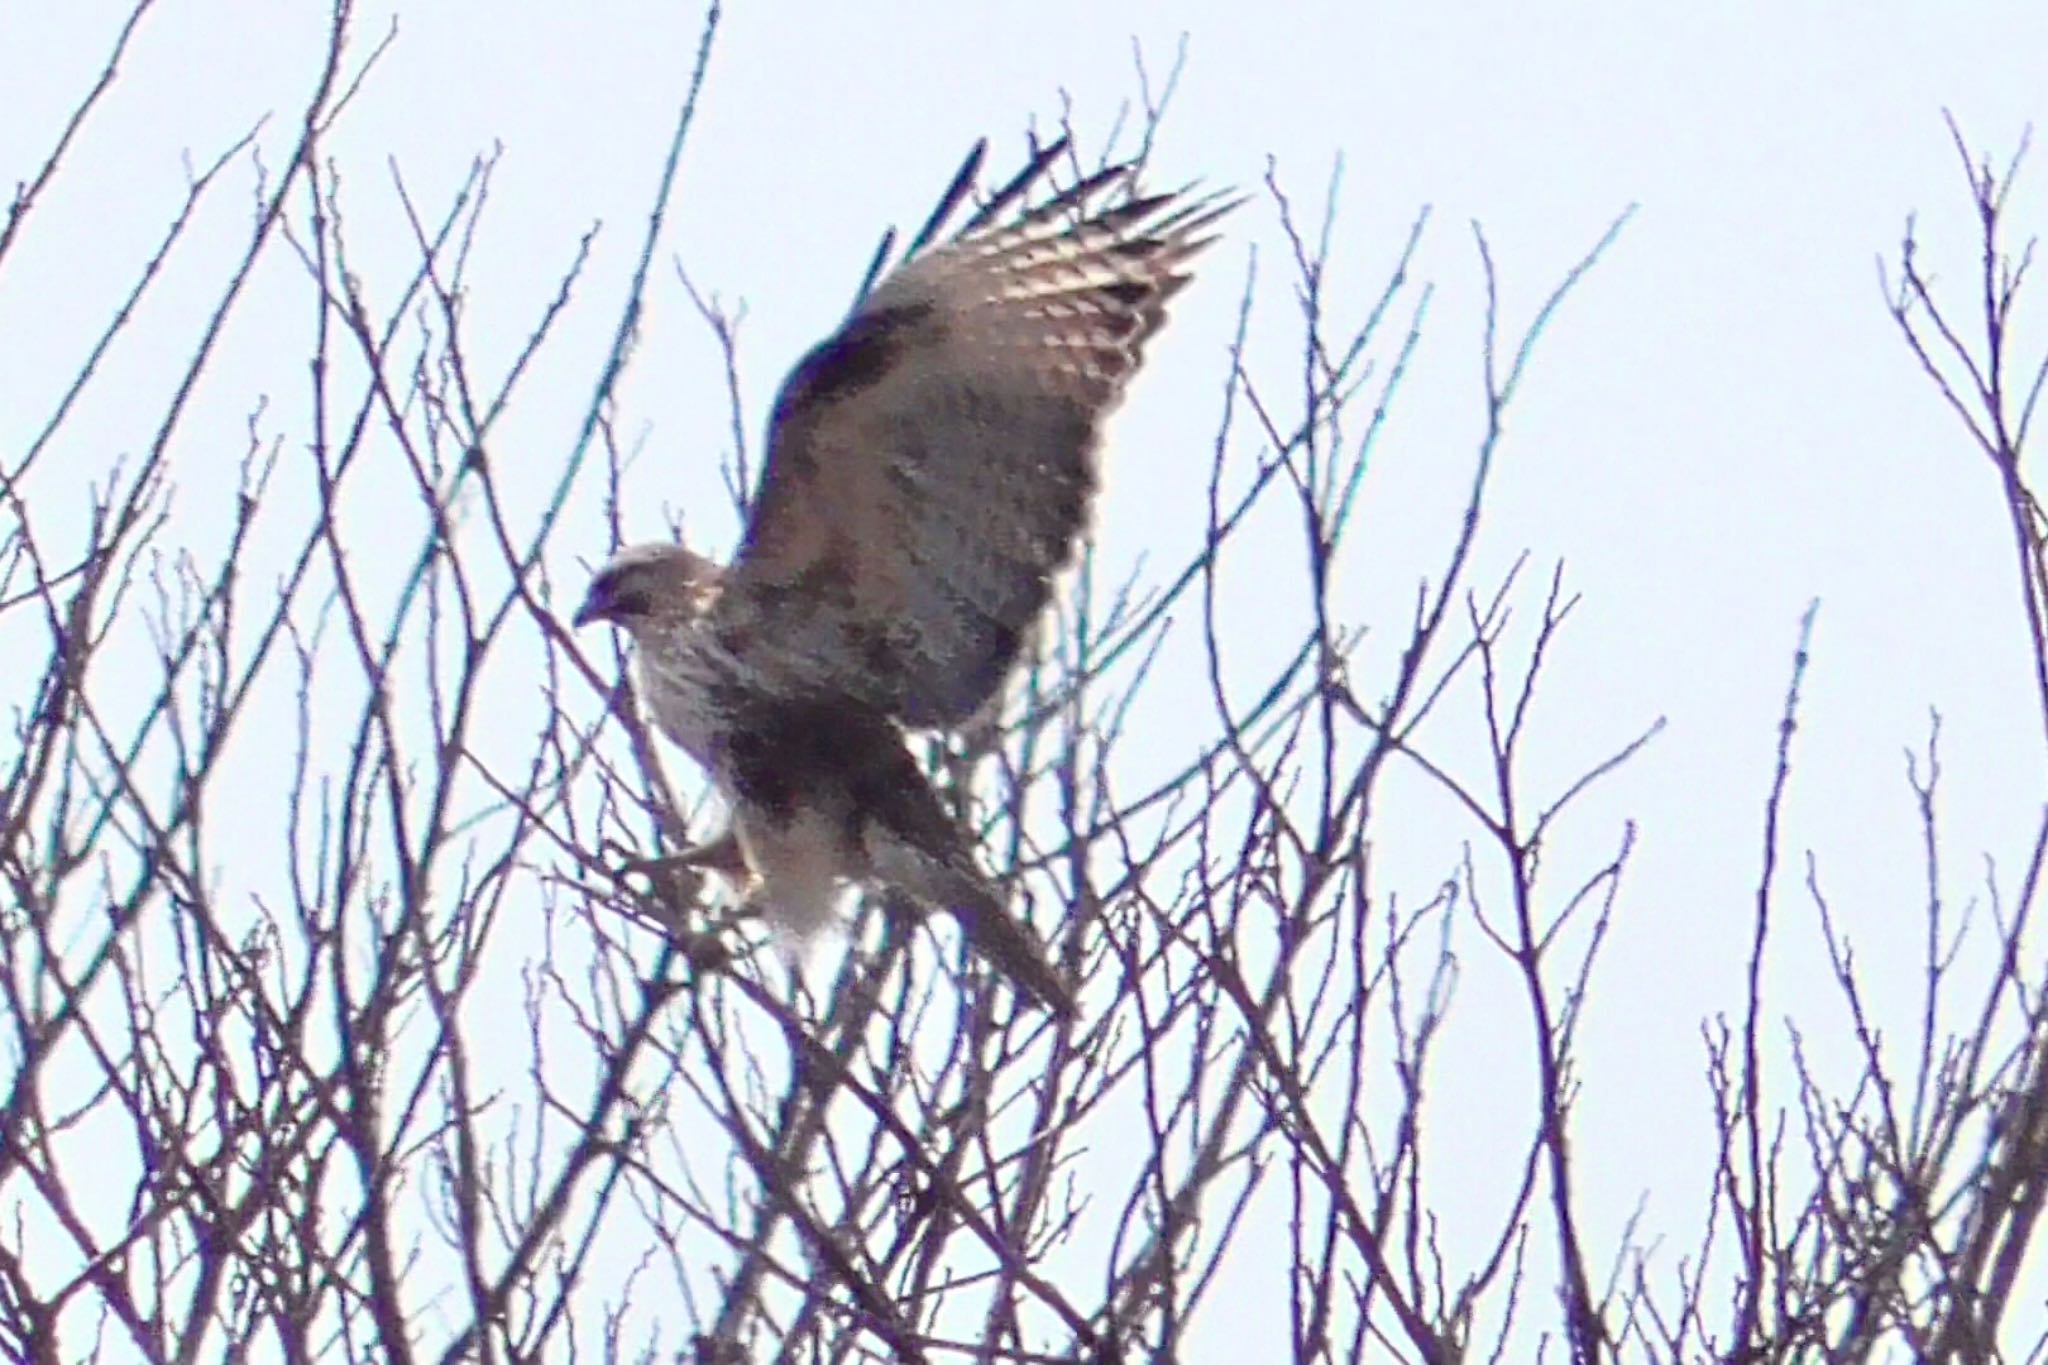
[576,138,1233,1016]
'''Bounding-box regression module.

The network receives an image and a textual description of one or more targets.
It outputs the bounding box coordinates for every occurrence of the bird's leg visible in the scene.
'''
[614,827,749,883]
[603,830,762,957]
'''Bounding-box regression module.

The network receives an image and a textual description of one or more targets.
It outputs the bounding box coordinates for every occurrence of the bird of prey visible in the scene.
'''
[576,138,1232,1017]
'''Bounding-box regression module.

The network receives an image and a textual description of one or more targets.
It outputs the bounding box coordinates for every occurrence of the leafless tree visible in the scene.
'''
[7,5,2048,1363]
[1649,115,2048,1364]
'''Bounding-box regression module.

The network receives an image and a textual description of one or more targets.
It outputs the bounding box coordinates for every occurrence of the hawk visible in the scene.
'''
[576,139,1232,1016]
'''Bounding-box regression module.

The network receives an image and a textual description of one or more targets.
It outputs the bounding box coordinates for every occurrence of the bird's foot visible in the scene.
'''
[601,836,773,981]
[603,834,747,938]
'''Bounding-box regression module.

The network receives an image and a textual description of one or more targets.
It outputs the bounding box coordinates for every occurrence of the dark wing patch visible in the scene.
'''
[771,301,934,422]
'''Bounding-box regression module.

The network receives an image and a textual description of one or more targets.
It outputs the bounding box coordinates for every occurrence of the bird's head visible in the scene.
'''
[574,543,722,633]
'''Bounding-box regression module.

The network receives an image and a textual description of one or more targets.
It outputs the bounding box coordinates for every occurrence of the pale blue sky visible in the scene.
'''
[7,1,2048,1355]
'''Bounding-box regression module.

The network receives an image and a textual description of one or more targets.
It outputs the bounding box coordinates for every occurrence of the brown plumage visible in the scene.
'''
[576,138,1233,1016]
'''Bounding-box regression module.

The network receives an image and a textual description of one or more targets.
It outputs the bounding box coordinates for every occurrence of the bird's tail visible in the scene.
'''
[864,829,1075,1018]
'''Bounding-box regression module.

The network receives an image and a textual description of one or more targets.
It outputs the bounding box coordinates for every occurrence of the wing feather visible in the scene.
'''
[723,143,1235,727]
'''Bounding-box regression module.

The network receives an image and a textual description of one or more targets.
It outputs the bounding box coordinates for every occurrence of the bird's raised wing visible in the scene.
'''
[721,141,1234,728]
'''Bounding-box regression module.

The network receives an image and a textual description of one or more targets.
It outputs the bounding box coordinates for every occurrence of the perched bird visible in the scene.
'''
[575,138,1232,1016]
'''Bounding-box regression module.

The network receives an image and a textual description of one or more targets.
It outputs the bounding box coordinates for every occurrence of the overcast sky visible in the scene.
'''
[7,1,2048,1355]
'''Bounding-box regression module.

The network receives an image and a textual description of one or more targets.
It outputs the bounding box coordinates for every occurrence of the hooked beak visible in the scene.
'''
[572,580,615,628]
[573,576,650,629]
